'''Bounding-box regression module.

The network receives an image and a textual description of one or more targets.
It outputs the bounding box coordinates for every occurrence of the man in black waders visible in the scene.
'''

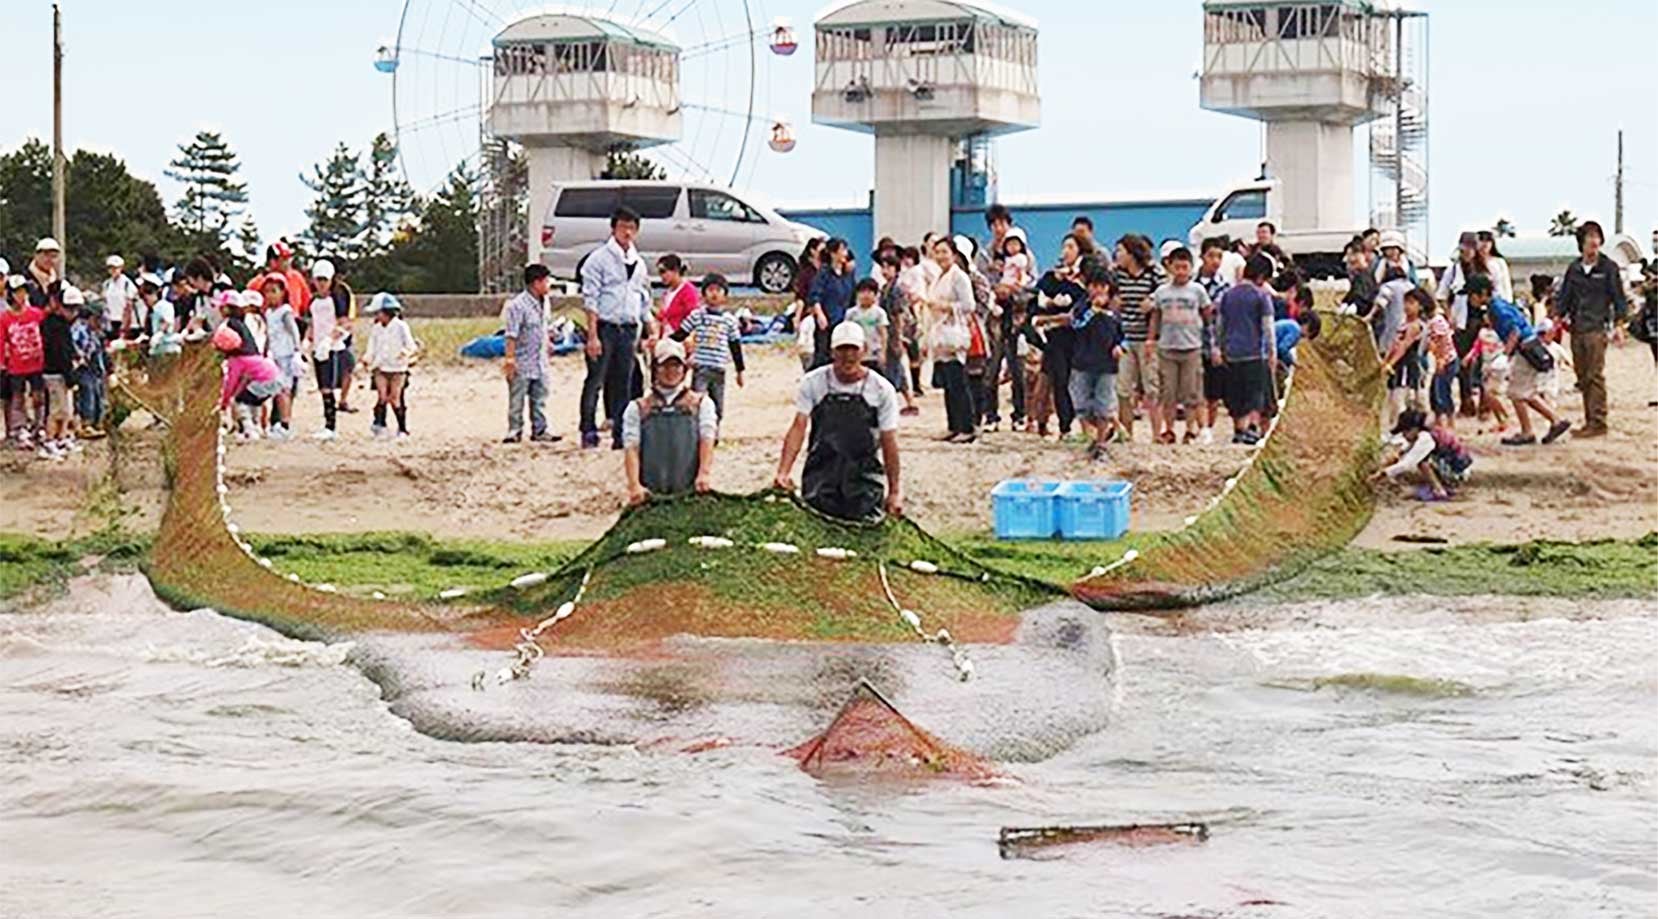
[773,321,904,520]
[622,339,719,506]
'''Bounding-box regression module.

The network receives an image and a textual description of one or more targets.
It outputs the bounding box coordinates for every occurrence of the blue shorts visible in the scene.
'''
[1430,355,1459,415]
[1068,369,1118,420]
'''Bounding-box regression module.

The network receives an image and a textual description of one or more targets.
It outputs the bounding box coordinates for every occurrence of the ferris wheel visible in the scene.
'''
[376,0,799,197]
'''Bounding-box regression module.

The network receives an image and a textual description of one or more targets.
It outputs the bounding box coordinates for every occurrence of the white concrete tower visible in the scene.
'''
[811,0,1039,246]
[1200,1,1395,232]
[487,13,682,265]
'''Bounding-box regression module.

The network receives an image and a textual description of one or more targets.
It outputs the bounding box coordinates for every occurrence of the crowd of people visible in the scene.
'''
[7,201,1653,525]
[1,237,419,460]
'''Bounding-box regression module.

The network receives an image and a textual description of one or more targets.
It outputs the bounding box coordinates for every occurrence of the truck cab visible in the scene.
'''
[1189,178,1380,278]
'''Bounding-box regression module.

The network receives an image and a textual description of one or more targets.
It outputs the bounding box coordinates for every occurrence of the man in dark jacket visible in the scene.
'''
[1553,220,1628,437]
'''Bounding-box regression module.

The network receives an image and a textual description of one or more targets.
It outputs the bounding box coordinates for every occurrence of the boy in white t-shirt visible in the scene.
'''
[842,278,889,371]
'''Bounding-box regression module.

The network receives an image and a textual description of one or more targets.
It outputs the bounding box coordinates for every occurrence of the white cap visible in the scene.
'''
[1379,229,1407,251]
[951,234,976,261]
[106,255,126,269]
[6,274,27,291]
[240,290,265,308]
[311,259,336,280]
[1535,316,1554,334]
[0,258,9,277]
[61,285,86,307]
[651,337,686,365]
[1160,239,1184,261]
[35,237,61,252]
[830,321,866,351]
[1006,226,1027,244]
[138,272,164,288]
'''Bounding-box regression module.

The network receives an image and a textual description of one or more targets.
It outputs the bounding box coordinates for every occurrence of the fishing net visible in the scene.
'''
[1072,311,1385,610]
[785,680,998,781]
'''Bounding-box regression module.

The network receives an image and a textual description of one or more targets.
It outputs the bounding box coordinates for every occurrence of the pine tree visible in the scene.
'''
[164,131,248,242]
[235,217,263,277]
[389,163,479,292]
[300,143,366,261]
[602,148,666,180]
[1548,210,1578,238]
[1493,218,1516,238]
[361,133,415,259]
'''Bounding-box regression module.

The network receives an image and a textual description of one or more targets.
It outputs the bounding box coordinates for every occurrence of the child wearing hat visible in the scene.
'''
[213,324,285,441]
[363,293,418,439]
[39,285,82,458]
[70,300,109,439]
[1,274,47,448]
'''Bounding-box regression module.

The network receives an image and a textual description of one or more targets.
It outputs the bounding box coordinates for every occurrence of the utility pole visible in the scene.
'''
[1614,128,1624,235]
[52,3,67,260]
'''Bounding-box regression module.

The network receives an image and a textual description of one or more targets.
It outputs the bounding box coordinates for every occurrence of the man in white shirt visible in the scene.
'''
[774,322,903,521]
[101,256,138,337]
[579,206,655,449]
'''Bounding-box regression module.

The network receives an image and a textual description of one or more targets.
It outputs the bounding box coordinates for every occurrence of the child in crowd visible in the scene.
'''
[71,303,108,439]
[674,273,745,423]
[1528,274,1555,322]
[1062,269,1124,460]
[1196,238,1232,445]
[1379,287,1429,428]
[1016,299,1052,437]
[1423,297,1463,431]
[1270,310,1322,416]
[2,274,47,449]
[1148,246,1212,444]
[1214,255,1278,444]
[1469,324,1512,433]
[897,246,928,395]
[1370,408,1472,501]
[214,323,286,441]
[1535,317,1572,404]
[877,255,920,416]
[39,285,81,458]
[364,293,418,439]
[262,277,301,440]
[1370,266,1414,354]
[656,254,700,336]
[1001,228,1033,289]
[844,278,889,372]
[141,274,181,358]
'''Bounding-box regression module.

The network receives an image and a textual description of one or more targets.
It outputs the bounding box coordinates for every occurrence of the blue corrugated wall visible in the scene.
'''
[779,198,1215,269]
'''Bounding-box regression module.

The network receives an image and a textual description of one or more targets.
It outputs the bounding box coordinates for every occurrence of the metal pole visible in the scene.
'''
[1614,128,1624,234]
[1393,12,1403,239]
[52,3,67,261]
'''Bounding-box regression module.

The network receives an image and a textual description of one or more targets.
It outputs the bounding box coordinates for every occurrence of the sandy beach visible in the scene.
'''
[5,337,1654,548]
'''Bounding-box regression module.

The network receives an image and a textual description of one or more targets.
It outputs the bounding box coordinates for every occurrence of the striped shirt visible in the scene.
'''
[679,307,741,370]
[1113,265,1163,344]
[1198,271,1230,354]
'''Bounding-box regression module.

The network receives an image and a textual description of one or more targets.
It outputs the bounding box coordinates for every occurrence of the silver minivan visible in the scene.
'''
[540,180,821,293]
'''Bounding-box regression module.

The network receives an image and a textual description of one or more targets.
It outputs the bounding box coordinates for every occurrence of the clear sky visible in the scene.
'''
[4,0,1654,257]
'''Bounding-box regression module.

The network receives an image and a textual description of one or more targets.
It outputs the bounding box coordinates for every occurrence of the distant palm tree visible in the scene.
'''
[1548,210,1578,238]
[1493,218,1516,238]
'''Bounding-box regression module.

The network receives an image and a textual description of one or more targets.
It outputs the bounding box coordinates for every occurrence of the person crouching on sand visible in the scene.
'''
[214,324,285,441]
[1369,408,1472,501]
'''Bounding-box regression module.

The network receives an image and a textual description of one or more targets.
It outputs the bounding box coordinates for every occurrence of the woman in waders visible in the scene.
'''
[773,321,904,521]
[622,338,718,506]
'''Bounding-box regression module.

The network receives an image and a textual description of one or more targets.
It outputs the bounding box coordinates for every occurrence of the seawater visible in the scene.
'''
[2,575,1653,919]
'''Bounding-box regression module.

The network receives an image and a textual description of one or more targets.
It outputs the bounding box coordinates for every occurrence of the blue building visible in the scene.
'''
[779,194,1215,268]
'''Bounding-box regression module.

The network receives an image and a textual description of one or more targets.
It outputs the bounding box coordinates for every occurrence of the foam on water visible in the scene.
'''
[2,576,1654,919]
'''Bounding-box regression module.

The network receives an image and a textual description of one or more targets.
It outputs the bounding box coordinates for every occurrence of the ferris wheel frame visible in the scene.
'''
[386,0,766,194]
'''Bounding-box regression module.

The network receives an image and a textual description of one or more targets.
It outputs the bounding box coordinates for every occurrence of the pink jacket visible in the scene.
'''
[219,353,281,409]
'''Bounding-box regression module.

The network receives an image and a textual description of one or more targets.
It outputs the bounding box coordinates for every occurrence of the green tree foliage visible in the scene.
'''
[165,131,248,244]
[300,143,366,260]
[602,148,666,180]
[1493,217,1516,238]
[384,164,479,293]
[1548,210,1578,238]
[0,139,187,279]
[362,133,415,259]
[234,217,263,279]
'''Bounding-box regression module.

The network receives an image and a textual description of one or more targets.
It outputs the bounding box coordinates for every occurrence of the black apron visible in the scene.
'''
[636,390,701,496]
[802,375,886,521]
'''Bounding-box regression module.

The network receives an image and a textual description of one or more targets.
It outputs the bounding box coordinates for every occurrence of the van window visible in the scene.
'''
[689,189,763,223]
[1214,189,1267,223]
[553,187,619,218]
[622,186,681,220]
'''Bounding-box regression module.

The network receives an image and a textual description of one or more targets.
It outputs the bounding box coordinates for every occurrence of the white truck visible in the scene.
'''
[1186,178,1391,279]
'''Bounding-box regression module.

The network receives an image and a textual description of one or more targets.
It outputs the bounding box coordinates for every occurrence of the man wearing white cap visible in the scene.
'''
[621,338,718,506]
[25,238,62,308]
[774,320,903,521]
[102,255,138,336]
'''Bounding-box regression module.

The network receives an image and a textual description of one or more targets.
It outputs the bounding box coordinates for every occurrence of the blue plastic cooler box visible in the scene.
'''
[1055,481,1133,540]
[991,480,1061,539]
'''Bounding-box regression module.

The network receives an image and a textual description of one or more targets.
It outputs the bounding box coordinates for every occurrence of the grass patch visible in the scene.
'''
[0,531,150,602]
[246,531,587,600]
[1265,534,1658,601]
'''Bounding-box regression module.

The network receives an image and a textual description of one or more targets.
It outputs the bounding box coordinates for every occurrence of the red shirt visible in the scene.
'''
[0,306,47,375]
[659,282,701,334]
[245,265,313,313]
